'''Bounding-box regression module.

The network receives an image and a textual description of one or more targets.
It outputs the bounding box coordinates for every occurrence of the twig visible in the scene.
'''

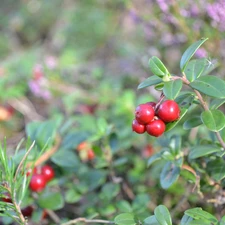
[46,209,61,224]
[61,218,114,225]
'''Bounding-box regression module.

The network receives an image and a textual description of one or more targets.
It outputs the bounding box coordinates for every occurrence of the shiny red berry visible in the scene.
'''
[29,174,46,192]
[41,165,55,182]
[135,104,155,124]
[132,119,146,134]
[145,101,156,109]
[157,100,180,123]
[87,149,95,160]
[21,206,34,217]
[146,119,165,137]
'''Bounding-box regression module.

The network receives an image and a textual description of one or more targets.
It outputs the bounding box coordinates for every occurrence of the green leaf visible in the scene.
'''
[65,188,82,203]
[114,213,136,225]
[207,159,225,181]
[210,99,225,110]
[160,162,180,189]
[138,75,162,89]
[180,38,208,72]
[163,79,182,100]
[165,108,188,132]
[38,192,64,210]
[175,92,195,109]
[147,152,162,167]
[189,145,222,159]
[183,116,202,130]
[116,201,132,213]
[190,75,225,99]
[132,193,150,212]
[149,56,169,78]
[169,135,181,155]
[184,59,207,82]
[201,109,225,131]
[154,205,172,225]
[180,214,194,225]
[184,208,218,223]
[220,215,225,225]
[144,215,160,225]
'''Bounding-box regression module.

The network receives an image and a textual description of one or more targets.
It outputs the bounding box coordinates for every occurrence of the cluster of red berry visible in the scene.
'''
[77,142,95,161]
[28,164,55,192]
[132,100,180,137]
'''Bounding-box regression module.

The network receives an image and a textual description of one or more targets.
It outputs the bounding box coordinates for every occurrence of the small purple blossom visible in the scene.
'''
[45,55,58,70]
[195,48,208,58]
[156,0,172,13]
[129,10,142,24]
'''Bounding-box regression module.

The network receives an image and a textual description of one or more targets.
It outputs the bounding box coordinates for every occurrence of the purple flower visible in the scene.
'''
[195,48,208,58]
[156,0,172,13]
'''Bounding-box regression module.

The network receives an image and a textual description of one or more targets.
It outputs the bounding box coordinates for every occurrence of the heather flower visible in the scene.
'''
[156,0,172,13]
[195,48,208,58]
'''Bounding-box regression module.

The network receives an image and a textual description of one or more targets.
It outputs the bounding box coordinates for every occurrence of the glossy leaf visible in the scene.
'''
[189,145,222,159]
[154,205,172,225]
[190,75,225,99]
[144,215,160,225]
[165,108,188,132]
[184,58,207,82]
[183,116,202,130]
[184,208,218,223]
[160,162,180,189]
[149,56,169,78]
[138,75,162,89]
[169,135,181,155]
[163,79,182,100]
[180,38,208,72]
[38,192,64,210]
[114,213,136,225]
[201,109,225,131]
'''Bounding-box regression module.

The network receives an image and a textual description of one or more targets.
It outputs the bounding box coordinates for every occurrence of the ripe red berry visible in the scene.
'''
[41,165,55,182]
[29,174,46,192]
[135,104,155,124]
[21,206,34,217]
[132,119,146,134]
[87,149,95,160]
[146,119,165,137]
[145,101,156,109]
[157,100,180,123]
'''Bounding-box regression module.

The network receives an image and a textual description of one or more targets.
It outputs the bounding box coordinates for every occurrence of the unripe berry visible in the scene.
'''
[132,119,146,134]
[157,100,180,123]
[87,149,95,160]
[135,104,155,124]
[146,119,165,137]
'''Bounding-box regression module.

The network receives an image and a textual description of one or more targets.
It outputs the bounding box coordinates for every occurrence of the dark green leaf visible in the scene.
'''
[155,83,164,91]
[138,75,162,89]
[101,183,120,201]
[38,192,64,210]
[180,38,208,72]
[114,213,136,225]
[132,193,150,212]
[184,59,207,82]
[184,208,218,223]
[160,162,180,189]
[165,108,188,132]
[190,75,225,99]
[175,92,195,109]
[149,56,169,78]
[154,205,172,225]
[183,116,202,130]
[147,152,162,167]
[207,159,225,181]
[116,201,132,213]
[201,109,225,131]
[189,145,222,159]
[144,215,160,225]
[169,135,181,155]
[163,79,182,100]
[65,188,82,203]
[210,99,225,110]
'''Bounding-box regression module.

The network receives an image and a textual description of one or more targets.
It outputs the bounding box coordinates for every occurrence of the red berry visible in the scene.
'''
[142,144,154,158]
[157,100,180,123]
[146,119,165,137]
[21,206,34,217]
[87,149,95,160]
[145,102,156,109]
[41,165,55,182]
[26,167,37,177]
[135,104,155,124]
[132,119,146,134]
[29,174,46,192]
[2,193,12,203]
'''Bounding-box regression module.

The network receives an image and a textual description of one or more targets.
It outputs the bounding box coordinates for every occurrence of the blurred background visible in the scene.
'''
[0,1,225,224]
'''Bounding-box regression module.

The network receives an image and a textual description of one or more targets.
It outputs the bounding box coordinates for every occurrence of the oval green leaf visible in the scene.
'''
[144,215,160,225]
[189,145,222,159]
[163,79,183,100]
[210,98,225,110]
[138,75,162,89]
[149,56,169,78]
[207,159,225,181]
[114,213,136,225]
[180,38,208,72]
[184,208,218,223]
[190,75,225,99]
[147,152,162,167]
[160,162,180,189]
[201,109,225,131]
[184,58,207,82]
[154,205,172,225]
[183,116,202,130]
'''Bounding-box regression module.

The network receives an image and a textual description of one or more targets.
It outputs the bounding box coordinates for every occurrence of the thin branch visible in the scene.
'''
[14,141,35,182]
[61,218,114,225]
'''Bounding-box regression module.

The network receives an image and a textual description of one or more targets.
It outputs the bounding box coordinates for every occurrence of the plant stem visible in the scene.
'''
[61,218,114,225]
